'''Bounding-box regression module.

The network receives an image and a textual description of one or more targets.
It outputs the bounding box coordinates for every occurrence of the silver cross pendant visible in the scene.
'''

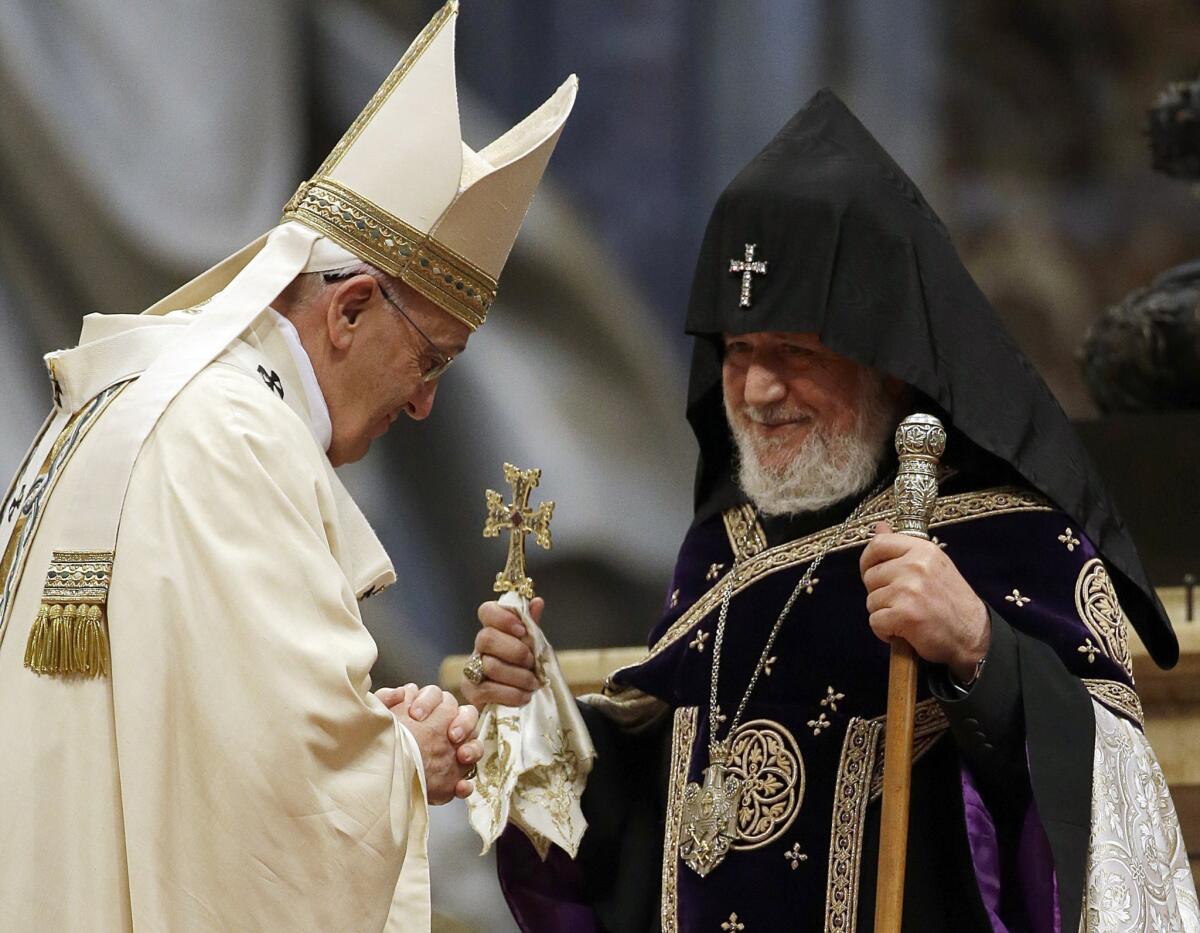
[729,243,768,308]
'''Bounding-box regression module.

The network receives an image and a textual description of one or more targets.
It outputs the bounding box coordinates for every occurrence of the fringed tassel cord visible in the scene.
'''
[24,550,115,678]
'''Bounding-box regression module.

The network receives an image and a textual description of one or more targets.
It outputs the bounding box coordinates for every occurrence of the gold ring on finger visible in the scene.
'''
[463,652,486,686]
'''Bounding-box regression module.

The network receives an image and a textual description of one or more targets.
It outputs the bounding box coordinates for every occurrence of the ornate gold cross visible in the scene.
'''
[482,463,554,599]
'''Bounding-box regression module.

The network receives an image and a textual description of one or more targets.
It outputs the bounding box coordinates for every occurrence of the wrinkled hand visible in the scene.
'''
[461,597,545,708]
[860,521,990,681]
[377,684,482,804]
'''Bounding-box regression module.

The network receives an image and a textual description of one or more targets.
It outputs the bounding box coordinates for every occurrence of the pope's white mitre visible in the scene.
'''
[284,0,577,329]
[39,2,576,598]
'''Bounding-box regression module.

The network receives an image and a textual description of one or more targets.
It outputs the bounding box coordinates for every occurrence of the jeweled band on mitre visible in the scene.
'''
[283,178,497,331]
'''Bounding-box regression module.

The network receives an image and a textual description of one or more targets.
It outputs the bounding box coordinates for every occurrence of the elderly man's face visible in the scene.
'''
[302,274,471,466]
[721,331,868,472]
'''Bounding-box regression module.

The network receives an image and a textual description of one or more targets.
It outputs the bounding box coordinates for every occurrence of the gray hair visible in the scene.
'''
[278,260,407,312]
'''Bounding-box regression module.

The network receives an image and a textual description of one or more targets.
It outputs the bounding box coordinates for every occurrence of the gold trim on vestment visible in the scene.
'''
[662,706,698,933]
[825,698,947,932]
[826,716,883,932]
[1083,678,1144,728]
[282,178,496,330]
[0,383,129,647]
[868,700,948,801]
[722,504,767,563]
[617,487,1052,674]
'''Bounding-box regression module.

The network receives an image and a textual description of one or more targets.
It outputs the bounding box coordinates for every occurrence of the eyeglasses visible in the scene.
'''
[323,272,455,382]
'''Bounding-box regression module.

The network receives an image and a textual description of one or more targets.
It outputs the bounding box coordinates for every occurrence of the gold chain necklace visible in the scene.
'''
[678,481,887,877]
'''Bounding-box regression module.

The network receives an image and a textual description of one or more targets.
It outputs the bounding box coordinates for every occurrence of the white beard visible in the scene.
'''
[726,373,899,517]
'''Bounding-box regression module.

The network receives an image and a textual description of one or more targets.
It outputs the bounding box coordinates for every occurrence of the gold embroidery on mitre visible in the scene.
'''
[279,5,488,331]
[727,719,805,851]
[1074,558,1134,680]
[283,178,496,330]
[24,550,114,678]
[311,2,457,180]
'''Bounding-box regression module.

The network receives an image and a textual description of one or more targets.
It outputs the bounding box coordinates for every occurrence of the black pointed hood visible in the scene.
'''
[684,88,1176,667]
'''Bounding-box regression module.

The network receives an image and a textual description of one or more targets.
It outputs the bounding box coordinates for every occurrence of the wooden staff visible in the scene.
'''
[874,413,947,933]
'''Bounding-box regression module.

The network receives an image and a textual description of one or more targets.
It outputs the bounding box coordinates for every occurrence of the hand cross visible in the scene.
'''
[483,463,554,599]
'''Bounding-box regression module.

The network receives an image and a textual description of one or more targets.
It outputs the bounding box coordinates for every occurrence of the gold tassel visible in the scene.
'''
[24,601,110,677]
[23,604,51,671]
[24,550,115,678]
[74,605,110,677]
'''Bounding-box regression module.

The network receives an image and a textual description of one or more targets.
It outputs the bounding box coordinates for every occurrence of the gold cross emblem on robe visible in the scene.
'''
[483,463,554,599]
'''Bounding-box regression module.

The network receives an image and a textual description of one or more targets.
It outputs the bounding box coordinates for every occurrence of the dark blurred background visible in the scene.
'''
[2,2,1198,928]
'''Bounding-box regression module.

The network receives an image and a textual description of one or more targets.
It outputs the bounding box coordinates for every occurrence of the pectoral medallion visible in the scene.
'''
[679,761,742,877]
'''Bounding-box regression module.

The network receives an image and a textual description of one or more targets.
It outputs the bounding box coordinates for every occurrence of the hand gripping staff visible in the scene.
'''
[874,413,947,933]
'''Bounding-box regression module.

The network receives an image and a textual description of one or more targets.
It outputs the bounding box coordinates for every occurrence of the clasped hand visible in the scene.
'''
[860,521,990,681]
[376,684,482,805]
[460,598,545,709]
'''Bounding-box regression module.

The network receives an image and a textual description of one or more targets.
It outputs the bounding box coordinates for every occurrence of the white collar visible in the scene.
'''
[267,307,333,452]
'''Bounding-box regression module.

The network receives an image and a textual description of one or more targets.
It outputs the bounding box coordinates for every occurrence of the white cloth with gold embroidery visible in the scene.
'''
[467,591,596,858]
[0,310,433,932]
[1083,700,1200,931]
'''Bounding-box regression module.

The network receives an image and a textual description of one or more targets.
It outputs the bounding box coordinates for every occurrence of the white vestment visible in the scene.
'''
[0,309,431,932]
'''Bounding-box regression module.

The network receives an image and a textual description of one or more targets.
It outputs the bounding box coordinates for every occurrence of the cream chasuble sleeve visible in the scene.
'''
[108,364,429,932]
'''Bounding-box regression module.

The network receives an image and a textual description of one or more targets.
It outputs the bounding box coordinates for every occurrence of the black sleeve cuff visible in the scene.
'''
[929,607,1025,783]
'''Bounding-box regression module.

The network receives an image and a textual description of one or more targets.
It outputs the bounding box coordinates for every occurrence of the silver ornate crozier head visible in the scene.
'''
[892,413,947,540]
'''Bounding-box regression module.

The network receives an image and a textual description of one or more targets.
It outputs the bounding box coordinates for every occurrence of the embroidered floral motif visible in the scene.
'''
[807,713,831,736]
[1005,589,1031,607]
[1084,701,1199,930]
[821,686,845,712]
[707,562,726,581]
[764,655,777,676]
[727,719,804,851]
[931,535,948,549]
[1079,638,1100,663]
[1059,527,1080,552]
[1074,559,1134,680]
[721,913,746,931]
[689,629,710,652]
[804,577,820,595]
[785,842,808,869]
[670,588,680,609]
